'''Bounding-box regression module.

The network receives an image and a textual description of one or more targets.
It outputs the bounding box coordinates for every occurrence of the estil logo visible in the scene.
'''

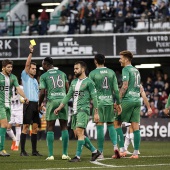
[40,38,94,56]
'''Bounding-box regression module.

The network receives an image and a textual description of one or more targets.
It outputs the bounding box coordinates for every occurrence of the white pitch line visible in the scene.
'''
[21,155,170,170]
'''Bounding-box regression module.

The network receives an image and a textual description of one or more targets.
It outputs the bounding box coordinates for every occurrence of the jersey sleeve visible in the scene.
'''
[62,81,74,105]
[112,74,121,104]
[39,75,46,89]
[89,72,94,81]
[13,75,19,87]
[88,80,98,108]
[122,67,129,82]
[165,95,170,108]
[21,70,28,81]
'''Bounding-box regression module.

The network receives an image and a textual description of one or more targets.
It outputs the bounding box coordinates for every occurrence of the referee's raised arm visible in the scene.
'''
[25,45,34,74]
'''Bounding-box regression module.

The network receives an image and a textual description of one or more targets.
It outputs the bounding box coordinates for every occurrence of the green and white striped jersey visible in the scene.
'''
[39,69,68,100]
[0,72,19,107]
[122,65,141,102]
[89,67,121,105]
[62,77,98,115]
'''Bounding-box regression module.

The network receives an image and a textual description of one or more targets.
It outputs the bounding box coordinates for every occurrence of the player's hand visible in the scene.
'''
[94,110,100,123]
[147,108,152,115]
[114,104,122,115]
[164,108,170,116]
[29,45,34,53]
[54,108,60,115]
[24,98,29,104]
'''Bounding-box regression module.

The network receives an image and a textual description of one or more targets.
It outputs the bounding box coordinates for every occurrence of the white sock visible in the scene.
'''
[7,128,16,141]
[130,133,134,148]
[124,136,130,151]
[15,127,21,146]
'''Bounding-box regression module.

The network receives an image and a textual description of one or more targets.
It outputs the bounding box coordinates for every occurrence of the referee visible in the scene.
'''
[20,45,42,156]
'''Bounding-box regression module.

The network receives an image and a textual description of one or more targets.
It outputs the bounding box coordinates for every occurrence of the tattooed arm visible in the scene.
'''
[119,81,128,99]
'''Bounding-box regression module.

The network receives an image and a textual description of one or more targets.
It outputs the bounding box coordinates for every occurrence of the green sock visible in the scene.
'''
[46,131,54,157]
[107,124,117,145]
[84,136,96,152]
[134,130,141,150]
[116,127,124,148]
[61,130,69,155]
[76,140,85,157]
[97,125,104,153]
[0,127,6,151]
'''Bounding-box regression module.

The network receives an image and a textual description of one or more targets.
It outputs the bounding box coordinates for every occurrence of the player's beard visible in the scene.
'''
[75,72,82,78]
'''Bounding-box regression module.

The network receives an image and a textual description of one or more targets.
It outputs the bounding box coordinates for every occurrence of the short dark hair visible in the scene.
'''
[31,62,37,66]
[94,54,105,64]
[119,50,133,61]
[74,61,87,70]
[44,57,53,65]
[2,59,13,67]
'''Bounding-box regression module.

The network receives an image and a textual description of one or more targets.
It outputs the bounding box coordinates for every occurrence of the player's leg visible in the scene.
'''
[69,112,100,162]
[130,103,141,159]
[59,119,70,160]
[45,100,59,160]
[0,107,11,156]
[31,102,42,156]
[114,120,125,154]
[20,103,32,156]
[105,105,120,158]
[58,103,70,160]
[124,123,133,154]
[95,105,104,154]
[6,109,16,150]
[46,120,55,160]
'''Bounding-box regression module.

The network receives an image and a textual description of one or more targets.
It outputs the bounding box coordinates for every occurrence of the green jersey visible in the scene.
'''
[62,77,98,115]
[165,94,170,108]
[39,69,68,100]
[122,65,141,102]
[89,67,120,105]
[0,72,19,107]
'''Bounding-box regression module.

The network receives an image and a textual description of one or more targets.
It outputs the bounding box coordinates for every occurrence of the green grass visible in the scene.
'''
[1,140,170,170]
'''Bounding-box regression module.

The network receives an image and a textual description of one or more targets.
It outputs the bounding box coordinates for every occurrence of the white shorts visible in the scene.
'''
[122,122,140,127]
[122,122,131,127]
[9,110,23,125]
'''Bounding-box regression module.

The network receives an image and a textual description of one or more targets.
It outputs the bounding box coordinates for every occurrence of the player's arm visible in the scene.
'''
[39,76,46,110]
[119,81,128,99]
[140,85,152,115]
[39,89,45,107]
[16,86,29,103]
[54,83,73,115]
[164,95,170,116]
[25,45,34,74]
[89,81,99,123]
[65,82,69,93]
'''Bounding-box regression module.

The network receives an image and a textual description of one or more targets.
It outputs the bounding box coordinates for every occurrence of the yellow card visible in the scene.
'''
[30,39,36,46]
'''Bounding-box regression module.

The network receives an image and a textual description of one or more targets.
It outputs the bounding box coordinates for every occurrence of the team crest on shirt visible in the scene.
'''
[123,76,126,79]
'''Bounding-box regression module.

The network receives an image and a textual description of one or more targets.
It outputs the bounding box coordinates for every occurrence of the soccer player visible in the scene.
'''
[89,54,122,159]
[20,45,42,156]
[164,94,170,116]
[38,57,70,161]
[0,59,28,157]
[114,50,141,159]
[54,61,101,162]
[7,84,24,151]
[124,85,152,154]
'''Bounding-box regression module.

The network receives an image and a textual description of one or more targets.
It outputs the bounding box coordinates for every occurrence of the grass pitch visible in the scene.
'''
[0,139,170,170]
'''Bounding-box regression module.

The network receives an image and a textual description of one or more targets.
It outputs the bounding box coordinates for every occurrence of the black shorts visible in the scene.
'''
[23,101,40,124]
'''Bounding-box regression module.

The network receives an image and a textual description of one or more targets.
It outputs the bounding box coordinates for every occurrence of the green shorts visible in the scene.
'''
[71,112,89,130]
[0,106,11,122]
[115,101,141,123]
[92,104,115,123]
[46,99,68,121]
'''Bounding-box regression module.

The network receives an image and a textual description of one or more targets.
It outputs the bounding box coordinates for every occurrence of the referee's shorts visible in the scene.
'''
[23,101,40,125]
